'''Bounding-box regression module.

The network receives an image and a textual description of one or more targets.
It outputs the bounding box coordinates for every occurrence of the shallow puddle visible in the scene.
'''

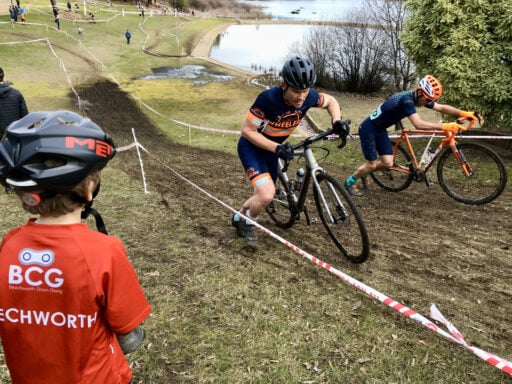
[140,65,233,86]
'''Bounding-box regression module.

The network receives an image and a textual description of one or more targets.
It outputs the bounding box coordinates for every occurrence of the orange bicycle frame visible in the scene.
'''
[394,117,478,176]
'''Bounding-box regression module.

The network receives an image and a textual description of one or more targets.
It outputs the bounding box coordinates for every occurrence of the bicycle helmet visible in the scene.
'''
[0,110,115,192]
[418,75,443,102]
[281,57,317,90]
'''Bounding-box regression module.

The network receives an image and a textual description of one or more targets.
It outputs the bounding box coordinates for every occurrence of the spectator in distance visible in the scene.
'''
[0,67,28,136]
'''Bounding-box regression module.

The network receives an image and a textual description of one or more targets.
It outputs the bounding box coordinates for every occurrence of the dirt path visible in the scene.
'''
[80,81,512,362]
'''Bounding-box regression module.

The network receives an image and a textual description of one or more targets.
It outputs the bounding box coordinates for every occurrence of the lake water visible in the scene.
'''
[238,0,360,21]
[210,24,312,74]
[210,1,365,73]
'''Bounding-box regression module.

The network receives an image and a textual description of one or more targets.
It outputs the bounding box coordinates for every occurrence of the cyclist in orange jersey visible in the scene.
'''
[232,57,349,249]
[344,75,480,196]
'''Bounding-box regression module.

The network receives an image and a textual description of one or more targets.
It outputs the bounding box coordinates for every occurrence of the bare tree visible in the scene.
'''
[297,10,386,93]
[292,26,333,89]
[328,11,387,93]
[364,0,414,91]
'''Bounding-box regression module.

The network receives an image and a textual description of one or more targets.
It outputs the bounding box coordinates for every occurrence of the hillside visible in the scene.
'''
[0,4,511,383]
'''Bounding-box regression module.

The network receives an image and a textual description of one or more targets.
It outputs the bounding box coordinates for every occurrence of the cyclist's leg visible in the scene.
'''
[236,140,277,219]
[373,129,394,170]
[345,122,378,195]
[234,139,276,246]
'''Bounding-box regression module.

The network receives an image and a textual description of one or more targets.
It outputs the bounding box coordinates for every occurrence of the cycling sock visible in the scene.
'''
[233,211,243,222]
[346,174,358,186]
[245,209,256,225]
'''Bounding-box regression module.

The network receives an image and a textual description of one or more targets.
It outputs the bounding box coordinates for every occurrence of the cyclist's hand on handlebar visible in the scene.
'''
[332,120,349,138]
[459,110,482,123]
[275,142,294,161]
[442,122,466,134]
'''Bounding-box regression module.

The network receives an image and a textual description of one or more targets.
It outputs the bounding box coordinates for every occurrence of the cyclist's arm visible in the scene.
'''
[323,93,342,122]
[241,117,280,153]
[407,112,443,130]
[431,102,461,117]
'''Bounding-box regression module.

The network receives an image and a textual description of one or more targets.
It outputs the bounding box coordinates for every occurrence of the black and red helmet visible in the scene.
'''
[281,56,317,90]
[0,110,115,192]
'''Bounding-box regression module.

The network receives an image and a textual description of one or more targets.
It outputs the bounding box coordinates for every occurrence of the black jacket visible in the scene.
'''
[0,83,28,134]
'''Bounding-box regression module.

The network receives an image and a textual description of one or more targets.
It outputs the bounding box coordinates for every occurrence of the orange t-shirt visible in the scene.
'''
[0,219,152,384]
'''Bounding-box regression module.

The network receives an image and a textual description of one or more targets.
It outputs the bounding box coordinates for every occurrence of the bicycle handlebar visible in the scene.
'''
[456,110,482,130]
[280,119,352,172]
[290,119,351,151]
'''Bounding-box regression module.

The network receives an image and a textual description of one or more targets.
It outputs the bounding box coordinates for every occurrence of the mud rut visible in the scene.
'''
[78,80,512,360]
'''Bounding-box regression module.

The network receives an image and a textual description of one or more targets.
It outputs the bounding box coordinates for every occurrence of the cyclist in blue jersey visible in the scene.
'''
[232,57,349,248]
[344,75,480,196]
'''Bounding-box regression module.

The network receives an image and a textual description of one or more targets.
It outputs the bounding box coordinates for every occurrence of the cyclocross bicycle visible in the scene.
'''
[371,115,507,205]
[265,120,370,264]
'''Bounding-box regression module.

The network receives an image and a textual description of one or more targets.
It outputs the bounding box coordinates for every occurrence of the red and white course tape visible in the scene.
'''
[126,136,512,377]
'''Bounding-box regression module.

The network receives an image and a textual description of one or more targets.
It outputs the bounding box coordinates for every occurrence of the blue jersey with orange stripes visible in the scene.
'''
[246,86,325,143]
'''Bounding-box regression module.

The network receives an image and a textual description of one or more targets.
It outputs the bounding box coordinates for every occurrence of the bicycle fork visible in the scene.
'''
[450,144,474,177]
[312,171,348,224]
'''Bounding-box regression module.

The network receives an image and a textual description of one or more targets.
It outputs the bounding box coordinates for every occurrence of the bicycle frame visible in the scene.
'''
[398,116,484,178]
[395,129,467,176]
[371,115,507,205]
[266,120,370,262]
[277,145,325,221]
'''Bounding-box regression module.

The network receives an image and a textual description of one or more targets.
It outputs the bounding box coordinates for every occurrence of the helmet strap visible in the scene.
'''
[414,90,420,103]
[81,206,108,235]
[80,183,108,235]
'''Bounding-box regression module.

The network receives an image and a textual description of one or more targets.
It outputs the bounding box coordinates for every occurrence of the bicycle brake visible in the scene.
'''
[337,135,348,149]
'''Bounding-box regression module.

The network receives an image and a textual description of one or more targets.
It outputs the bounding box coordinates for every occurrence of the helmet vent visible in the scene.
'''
[27,119,44,130]
[57,118,78,126]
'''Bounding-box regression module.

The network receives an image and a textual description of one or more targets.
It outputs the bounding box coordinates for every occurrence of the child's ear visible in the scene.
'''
[85,179,96,202]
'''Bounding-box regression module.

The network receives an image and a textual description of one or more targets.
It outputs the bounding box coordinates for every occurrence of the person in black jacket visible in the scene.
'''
[0,67,28,135]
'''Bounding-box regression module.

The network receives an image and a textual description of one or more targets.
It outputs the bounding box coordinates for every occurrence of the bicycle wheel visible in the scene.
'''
[313,173,370,263]
[437,142,507,205]
[370,142,414,192]
[265,172,298,228]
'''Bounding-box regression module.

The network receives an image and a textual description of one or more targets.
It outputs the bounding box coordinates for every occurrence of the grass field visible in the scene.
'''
[1,2,511,383]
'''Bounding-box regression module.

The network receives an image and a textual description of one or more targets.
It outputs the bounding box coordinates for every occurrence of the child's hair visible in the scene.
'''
[16,163,101,217]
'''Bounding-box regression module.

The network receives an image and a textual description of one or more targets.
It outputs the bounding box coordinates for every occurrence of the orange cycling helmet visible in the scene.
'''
[418,75,443,102]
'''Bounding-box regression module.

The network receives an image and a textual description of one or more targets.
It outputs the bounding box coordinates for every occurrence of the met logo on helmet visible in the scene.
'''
[65,137,113,157]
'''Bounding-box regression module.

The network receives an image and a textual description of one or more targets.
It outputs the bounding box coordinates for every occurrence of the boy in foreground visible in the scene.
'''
[0,110,151,383]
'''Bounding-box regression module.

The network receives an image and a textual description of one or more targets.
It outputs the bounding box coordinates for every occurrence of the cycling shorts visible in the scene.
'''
[237,136,278,188]
[358,118,393,161]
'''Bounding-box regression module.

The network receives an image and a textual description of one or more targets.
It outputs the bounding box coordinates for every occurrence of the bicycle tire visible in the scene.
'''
[437,142,507,205]
[313,173,370,263]
[370,141,414,192]
[265,172,297,228]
